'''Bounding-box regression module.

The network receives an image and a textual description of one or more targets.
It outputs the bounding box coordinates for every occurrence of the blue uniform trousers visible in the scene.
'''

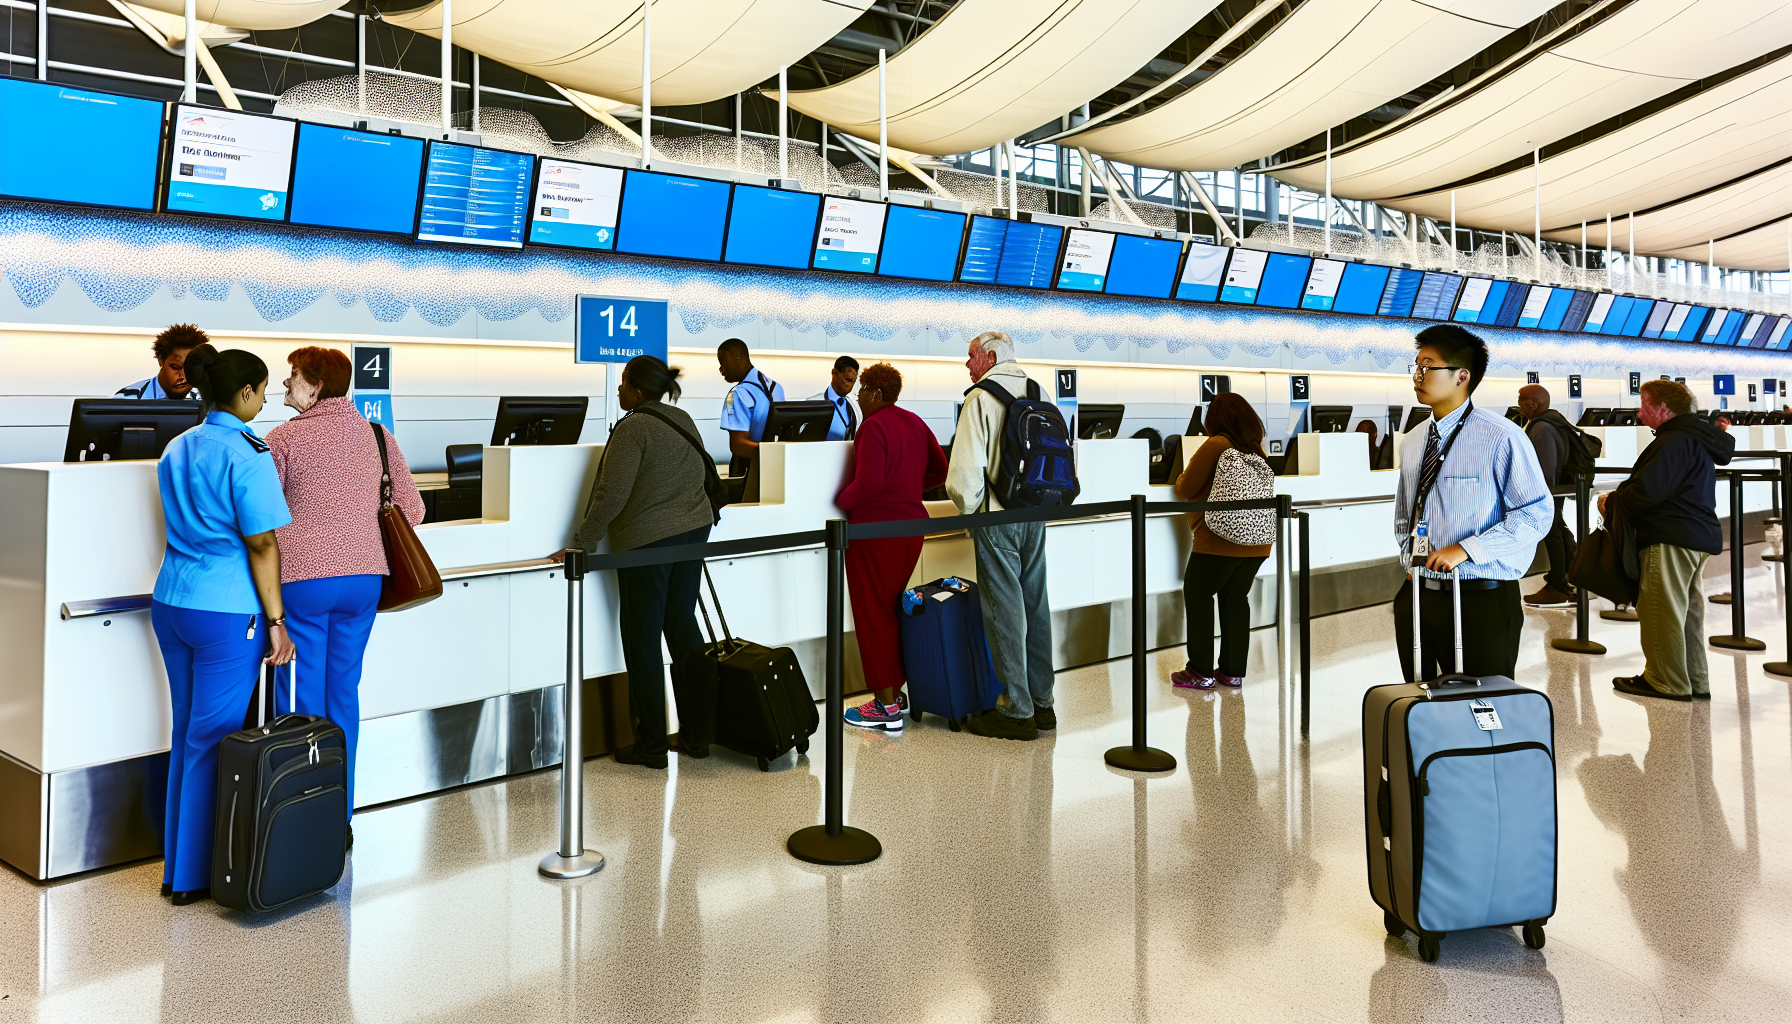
[152,601,264,892]
[274,573,381,817]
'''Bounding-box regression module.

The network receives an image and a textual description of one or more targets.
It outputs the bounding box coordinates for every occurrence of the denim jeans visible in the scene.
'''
[972,520,1054,719]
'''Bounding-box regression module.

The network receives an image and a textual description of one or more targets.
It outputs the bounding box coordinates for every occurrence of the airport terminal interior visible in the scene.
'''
[4,1,1792,1021]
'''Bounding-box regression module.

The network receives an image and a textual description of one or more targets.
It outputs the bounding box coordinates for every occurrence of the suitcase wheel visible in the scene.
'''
[796,738,809,756]
[757,757,770,772]
[1418,934,1441,963]
[911,710,922,723]
[1383,911,1405,938]
[1522,922,1546,950]
[948,717,962,732]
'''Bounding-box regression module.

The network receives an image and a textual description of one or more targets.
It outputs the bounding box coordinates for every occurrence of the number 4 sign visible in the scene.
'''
[351,345,394,432]
[575,295,669,364]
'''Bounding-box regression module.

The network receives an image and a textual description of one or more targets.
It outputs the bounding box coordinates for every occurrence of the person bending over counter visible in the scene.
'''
[1393,325,1551,681]
[808,354,861,441]
[717,337,785,477]
[150,345,294,905]
[117,322,205,400]
[570,355,717,770]
[266,347,424,834]
[836,362,947,733]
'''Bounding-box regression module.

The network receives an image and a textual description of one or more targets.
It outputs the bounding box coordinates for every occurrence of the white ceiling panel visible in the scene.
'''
[130,0,346,30]
[1066,0,1554,172]
[1543,158,1792,255]
[778,0,1218,157]
[1654,216,1792,271]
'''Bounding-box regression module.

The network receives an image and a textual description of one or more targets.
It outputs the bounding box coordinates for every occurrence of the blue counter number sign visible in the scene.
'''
[575,294,668,364]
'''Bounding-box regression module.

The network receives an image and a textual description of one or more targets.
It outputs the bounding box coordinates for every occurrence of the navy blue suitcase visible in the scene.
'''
[899,577,1002,730]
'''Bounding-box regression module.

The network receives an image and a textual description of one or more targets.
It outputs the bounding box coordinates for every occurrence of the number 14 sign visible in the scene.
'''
[575,294,669,364]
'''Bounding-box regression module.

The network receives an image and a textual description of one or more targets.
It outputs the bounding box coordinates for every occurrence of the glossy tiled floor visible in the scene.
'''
[4,551,1791,1023]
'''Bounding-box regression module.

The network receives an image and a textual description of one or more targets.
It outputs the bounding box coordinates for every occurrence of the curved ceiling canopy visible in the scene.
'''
[385,0,874,107]
[1272,0,1792,199]
[1066,0,1555,172]
[778,0,1219,157]
[1543,157,1792,258]
[1654,215,1792,271]
[130,0,346,30]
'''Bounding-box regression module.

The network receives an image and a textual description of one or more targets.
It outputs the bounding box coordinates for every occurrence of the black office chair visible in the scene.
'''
[430,444,485,523]
[1150,434,1184,485]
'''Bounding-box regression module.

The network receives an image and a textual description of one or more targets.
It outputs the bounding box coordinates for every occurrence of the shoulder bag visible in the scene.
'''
[630,404,728,523]
[371,423,443,611]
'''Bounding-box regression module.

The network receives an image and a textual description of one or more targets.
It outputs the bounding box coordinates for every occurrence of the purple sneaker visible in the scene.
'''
[1172,670,1217,690]
[1216,673,1243,688]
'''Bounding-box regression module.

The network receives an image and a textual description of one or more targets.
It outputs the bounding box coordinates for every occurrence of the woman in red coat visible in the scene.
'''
[835,362,948,732]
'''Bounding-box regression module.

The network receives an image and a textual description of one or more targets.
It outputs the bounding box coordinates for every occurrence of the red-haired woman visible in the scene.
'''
[265,347,423,832]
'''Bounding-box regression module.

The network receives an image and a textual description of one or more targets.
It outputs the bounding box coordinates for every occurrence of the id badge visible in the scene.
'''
[1412,521,1431,559]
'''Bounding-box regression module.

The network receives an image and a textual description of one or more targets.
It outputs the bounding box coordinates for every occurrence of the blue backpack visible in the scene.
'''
[970,378,1079,508]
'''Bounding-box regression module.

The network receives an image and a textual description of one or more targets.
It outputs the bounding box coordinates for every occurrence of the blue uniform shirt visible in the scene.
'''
[117,375,196,400]
[720,370,785,441]
[807,387,859,441]
[152,411,293,614]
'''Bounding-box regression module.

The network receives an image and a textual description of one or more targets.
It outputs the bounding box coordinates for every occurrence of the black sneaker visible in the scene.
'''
[614,743,669,769]
[1613,676,1691,702]
[1033,707,1057,731]
[1692,690,1711,701]
[964,709,1038,741]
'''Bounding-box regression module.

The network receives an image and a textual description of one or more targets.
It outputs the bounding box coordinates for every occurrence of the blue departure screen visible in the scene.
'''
[1256,254,1311,308]
[1492,285,1529,327]
[996,221,1063,288]
[1334,263,1390,314]
[1717,310,1746,345]
[416,142,532,248]
[289,123,425,233]
[1105,234,1182,299]
[723,185,821,269]
[1538,288,1575,331]
[1618,297,1653,336]
[1600,296,1636,335]
[1480,281,1512,324]
[1677,306,1712,342]
[1378,268,1423,317]
[957,215,1007,283]
[878,205,966,281]
[1411,272,1463,320]
[1560,290,1595,332]
[0,79,162,210]
[615,169,731,261]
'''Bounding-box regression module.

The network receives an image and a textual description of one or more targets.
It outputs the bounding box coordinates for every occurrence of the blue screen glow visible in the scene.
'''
[996,221,1063,288]
[723,185,821,269]
[1539,288,1575,331]
[957,215,1006,283]
[1378,268,1423,317]
[1256,254,1311,308]
[616,169,731,260]
[1618,297,1653,336]
[878,205,967,281]
[416,142,533,248]
[289,123,425,233]
[1105,234,1183,299]
[1333,263,1390,314]
[0,79,162,211]
[1677,306,1712,342]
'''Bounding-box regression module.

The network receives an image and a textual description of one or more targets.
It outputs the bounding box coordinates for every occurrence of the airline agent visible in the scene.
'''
[808,355,861,441]
[118,323,207,400]
[717,337,784,476]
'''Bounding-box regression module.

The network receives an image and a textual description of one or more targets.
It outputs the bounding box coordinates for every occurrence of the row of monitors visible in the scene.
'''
[3,77,1787,342]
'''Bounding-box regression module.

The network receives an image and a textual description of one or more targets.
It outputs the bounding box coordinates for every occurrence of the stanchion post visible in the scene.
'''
[1768,454,1792,676]
[1712,470,1766,651]
[1297,509,1311,737]
[1105,494,1176,773]
[1554,472,1606,654]
[540,549,605,879]
[789,519,883,863]
[1766,457,1786,563]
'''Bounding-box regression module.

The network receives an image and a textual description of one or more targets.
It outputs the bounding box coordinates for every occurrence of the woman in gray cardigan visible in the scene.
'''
[570,355,716,769]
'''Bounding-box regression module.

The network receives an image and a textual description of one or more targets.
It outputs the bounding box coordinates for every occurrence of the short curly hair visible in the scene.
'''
[153,324,208,362]
[287,346,352,400]
[858,362,903,404]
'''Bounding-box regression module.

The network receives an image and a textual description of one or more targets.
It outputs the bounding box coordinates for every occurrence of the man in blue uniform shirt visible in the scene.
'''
[118,323,206,400]
[717,337,784,476]
[808,355,860,441]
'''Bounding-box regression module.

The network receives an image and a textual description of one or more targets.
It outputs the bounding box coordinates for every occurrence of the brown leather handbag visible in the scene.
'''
[371,422,442,611]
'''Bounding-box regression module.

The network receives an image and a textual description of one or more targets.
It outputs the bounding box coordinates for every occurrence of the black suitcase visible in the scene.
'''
[212,661,349,912]
[698,565,818,771]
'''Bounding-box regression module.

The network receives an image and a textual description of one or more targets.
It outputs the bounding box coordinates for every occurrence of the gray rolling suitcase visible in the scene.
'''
[1362,568,1557,962]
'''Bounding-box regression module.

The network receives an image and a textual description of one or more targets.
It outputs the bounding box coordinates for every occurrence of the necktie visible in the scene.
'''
[1414,422,1445,526]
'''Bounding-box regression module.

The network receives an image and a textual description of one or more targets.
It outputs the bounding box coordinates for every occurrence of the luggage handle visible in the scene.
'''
[700,563,738,650]
[1411,566,1479,693]
[255,649,298,728]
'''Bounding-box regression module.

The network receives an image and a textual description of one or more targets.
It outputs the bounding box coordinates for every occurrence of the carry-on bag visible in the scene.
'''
[213,658,349,912]
[1361,567,1557,963]
[697,565,819,771]
[899,576,1002,730]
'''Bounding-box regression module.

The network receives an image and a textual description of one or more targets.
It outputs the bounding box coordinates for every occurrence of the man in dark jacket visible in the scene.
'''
[1519,384,1579,606]
[1598,380,1734,700]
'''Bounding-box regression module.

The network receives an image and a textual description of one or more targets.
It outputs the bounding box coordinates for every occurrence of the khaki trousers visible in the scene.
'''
[1636,542,1711,697]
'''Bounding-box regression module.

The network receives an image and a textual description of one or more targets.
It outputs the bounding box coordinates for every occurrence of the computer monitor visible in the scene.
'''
[1185,406,1205,436]
[1402,407,1431,432]
[490,397,588,445]
[1610,409,1639,427]
[1577,408,1610,427]
[1505,406,1524,425]
[63,399,204,462]
[1076,403,1125,440]
[760,400,837,443]
[1309,405,1351,433]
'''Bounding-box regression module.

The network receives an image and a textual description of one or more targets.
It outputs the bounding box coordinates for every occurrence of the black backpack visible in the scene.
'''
[1536,410,1601,483]
[968,378,1079,508]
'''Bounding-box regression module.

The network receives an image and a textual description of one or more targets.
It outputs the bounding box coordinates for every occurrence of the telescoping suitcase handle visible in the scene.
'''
[253,653,300,728]
[697,563,739,652]
[1410,565,1480,693]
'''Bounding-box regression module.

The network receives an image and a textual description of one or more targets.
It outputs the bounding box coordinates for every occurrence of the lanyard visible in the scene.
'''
[1412,401,1472,530]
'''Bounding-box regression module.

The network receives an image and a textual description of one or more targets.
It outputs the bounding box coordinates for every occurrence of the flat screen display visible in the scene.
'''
[1740,312,1769,347]
[1661,304,1693,341]
[1411,272,1463,320]
[723,184,822,269]
[164,105,295,221]
[1702,308,1732,343]
[1718,310,1748,345]
[614,169,730,260]
[528,158,623,250]
[957,215,1007,283]
[1333,263,1390,314]
[1175,241,1230,301]
[812,196,887,273]
[1492,284,1529,327]
[996,221,1063,288]
[1675,306,1712,342]
[416,142,533,248]
[1453,277,1494,322]
[1641,300,1675,339]
[877,205,966,281]
[1221,248,1269,303]
[1560,290,1596,333]
[1618,297,1654,336]
[1378,268,1423,318]
[1256,254,1311,309]
[1301,258,1345,310]
[1538,288,1576,332]
[1516,286,1553,329]
[1056,228,1115,292]
[1599,296,1636,335]
[1104,234,1181,299]
[289,123,425,234]
[1769,318,1792,351]
[1582,293,1616,333]
[0,79,163,211]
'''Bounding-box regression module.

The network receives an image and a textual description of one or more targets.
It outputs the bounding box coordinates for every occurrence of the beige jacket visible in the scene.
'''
[946,360,1038,514]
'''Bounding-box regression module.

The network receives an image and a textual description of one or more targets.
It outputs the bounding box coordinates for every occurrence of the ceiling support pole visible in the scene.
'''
[641,0,652,167]
[182,0,196,102]
[440,0,452,133]
[878,49,888,201]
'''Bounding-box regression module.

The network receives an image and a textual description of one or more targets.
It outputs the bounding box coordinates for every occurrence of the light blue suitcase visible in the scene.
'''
[1362,569,1557,962]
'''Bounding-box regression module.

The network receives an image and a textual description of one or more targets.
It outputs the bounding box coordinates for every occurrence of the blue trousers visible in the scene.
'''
[274,574,381,817]
[152,601,263,892]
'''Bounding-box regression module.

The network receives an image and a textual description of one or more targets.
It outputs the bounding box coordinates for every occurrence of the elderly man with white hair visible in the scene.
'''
[945,330,1055,740]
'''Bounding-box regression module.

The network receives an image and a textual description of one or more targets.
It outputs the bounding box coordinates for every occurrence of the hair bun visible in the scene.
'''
[182,343,220,388]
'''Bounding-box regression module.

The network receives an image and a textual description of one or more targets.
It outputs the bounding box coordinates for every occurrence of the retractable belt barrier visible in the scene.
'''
[1711,466,1781,653]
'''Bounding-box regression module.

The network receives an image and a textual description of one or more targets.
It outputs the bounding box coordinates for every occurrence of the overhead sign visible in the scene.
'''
[1567,374,1582,399]
[1714,375,1735,396]
[574,294,668,364]
[1290,374,1310,401]
[1628,371,1641,396]
[1525,371,1539,385]
[1200,374,1231,402]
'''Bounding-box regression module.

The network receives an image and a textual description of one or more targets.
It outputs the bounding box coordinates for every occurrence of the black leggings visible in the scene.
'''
[1184,552,1268,678]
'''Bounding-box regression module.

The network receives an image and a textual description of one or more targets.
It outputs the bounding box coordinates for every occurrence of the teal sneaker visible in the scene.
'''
[845,697,905,732]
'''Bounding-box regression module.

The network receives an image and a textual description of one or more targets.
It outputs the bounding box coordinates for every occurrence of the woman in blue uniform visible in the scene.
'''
[151,344,294,905]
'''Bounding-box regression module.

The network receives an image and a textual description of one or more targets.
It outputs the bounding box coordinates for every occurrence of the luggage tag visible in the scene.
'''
[1470,699,1503,731]
[1412,521,1431,560]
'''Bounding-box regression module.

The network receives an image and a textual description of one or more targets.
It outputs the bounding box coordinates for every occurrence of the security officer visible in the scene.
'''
[807,354,860,441]
[150,344,294,906]
[717,337,784,476]
[118,323,207,400]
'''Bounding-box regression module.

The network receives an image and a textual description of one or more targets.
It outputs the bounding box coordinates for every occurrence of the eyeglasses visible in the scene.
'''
[1408,363,1467,381]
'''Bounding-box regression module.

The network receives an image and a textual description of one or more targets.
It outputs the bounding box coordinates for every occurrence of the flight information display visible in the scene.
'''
[877,205,966,281]
[1676,306,1712,341]
[164,105,296,221]
[1740,312,1769,347]
[1559,290,1596,332]
[996,221,1063,288]
[1453,277,1494,322]
[812,196,886,273]
[1582,293,1616,333]
[1411,272,1463,320]
[1641,300,1675,339]
[1538,288,1576,331]
[1301,259,1345,310]
[1333,263,1390,314]
[614,169,730,260]
[1768,317,1791,350]
[416,142,533,248]
[528,158,624,250]
[1491,284,1529,327]
[1660,303,1693,341]
[0,79,164,211]
[1104,234,1181,299]
[1618,297,1653,336]
[289,123,425,234]
[1056,228,1115,292]
[1221,248,1269,303]
[1713,310,1746,345]
[723,184,822,269]
[1515,286,1553,329]
[1378,268,1423,318]
[1175,241,1230,301]
[1256,254,1311,309]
